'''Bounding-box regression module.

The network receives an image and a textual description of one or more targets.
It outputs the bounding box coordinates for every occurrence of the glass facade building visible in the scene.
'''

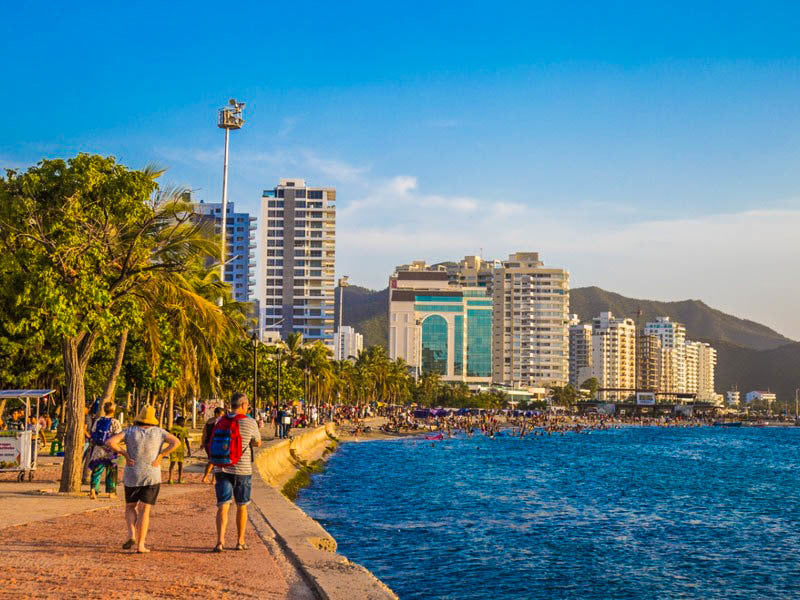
[389,273,492,385]
[421,315,449,375]
[467,307,492,377]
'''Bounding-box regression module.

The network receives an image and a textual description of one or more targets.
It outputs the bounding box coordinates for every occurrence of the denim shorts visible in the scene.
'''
[214,472,252,506]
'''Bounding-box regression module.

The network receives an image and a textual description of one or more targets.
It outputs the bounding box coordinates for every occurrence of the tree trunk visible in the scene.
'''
[100,329,129,406]
[167,388,174,429]
[157,395,165,427]
[59,335,95,493]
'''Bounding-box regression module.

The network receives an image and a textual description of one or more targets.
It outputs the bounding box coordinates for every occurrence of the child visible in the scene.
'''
[168,416,191,484]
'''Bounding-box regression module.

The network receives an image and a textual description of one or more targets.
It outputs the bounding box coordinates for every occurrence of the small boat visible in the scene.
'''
[713,421,742,427]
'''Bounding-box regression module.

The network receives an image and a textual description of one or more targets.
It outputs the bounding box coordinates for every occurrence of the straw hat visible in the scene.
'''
[134,405,159,426]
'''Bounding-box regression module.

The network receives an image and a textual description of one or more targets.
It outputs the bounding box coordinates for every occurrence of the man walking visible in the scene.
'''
[211,393,261,552]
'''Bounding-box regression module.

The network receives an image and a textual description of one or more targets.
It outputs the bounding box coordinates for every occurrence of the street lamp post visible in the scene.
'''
[251,332,259,421]
[336,276,349,356]
[217,99,245,285]
[795,388,799,421]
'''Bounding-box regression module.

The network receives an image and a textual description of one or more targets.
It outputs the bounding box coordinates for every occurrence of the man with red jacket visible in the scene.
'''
[212,393,261,552]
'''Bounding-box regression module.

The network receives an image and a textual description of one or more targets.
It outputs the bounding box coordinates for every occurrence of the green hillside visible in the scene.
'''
[338,284,799,400]
[569,286,791,351]
[706,339,800,405]
[335,285,388,349]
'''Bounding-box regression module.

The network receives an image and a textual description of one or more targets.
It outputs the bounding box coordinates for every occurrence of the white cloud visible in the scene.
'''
[300,150,369,183]
[337,176,800,339]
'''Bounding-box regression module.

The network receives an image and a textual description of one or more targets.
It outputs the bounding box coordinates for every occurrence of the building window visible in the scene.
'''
[422,315,448,376]
[454,315,464,376]
[467,309,492,377]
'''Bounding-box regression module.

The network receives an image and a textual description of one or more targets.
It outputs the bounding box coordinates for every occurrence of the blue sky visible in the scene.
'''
[3,2,800,338]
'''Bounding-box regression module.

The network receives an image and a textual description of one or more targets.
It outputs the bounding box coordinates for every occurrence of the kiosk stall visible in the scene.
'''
[0,389,54,481]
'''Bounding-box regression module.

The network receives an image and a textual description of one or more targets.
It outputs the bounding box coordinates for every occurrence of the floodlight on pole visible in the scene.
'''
[217,99,245,285]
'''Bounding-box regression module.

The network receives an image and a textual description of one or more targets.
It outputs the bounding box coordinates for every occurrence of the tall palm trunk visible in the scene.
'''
[99,329,129,406]
[167,388,175,429]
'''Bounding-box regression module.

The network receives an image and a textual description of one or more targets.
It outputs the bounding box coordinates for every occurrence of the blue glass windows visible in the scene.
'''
[421,315,448,375]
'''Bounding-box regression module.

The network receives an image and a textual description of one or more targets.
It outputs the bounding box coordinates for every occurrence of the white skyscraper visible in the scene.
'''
[644,317,687,394]
[258,179,336,348]
[492,252,569,387]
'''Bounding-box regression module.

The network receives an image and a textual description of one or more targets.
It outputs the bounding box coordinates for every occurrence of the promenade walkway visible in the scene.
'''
[0,457,314,599]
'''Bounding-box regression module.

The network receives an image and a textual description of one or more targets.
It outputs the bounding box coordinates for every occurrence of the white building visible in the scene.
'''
[644,317,687,393]
[745,390,777,406]
[684,341,699,395]
[695,342,718,401]
[492,252,569,387]
[258,179,336,349]
[726,390,740,406]
[590,312,637,401]
[568,315,593,387]
[333,326,363,361]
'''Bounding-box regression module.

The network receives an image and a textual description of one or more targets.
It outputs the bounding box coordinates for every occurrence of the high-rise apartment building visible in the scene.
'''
[696,342,717,401]
[636,333,663,392]
[444,255,502,291]
[590,312,637,401]
[258,179,336,348]
[492,252,569,387]
[192,200,257,303]
[684,341,700,395]
[568,314,593,387]
[388,269,492,385]
[644,317,687,393]
[333,326,363,361]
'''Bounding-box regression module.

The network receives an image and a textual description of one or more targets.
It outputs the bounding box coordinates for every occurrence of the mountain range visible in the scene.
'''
[336,285,799,402]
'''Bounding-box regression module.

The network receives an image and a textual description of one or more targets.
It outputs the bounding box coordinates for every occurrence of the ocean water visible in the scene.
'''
[296,427,800,599]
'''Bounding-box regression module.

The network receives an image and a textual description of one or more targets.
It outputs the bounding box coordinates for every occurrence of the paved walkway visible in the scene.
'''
[0,462,315,599]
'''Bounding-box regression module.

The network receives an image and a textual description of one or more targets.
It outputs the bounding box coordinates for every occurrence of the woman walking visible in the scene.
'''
[106,405,180,553]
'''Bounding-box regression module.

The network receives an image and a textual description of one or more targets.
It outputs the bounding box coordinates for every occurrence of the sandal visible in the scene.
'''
[122,538,136,550]
[235,543,249,551]
[213,543,224,553]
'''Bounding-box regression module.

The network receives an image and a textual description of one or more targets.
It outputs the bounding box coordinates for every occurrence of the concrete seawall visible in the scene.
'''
[251,425,398,600]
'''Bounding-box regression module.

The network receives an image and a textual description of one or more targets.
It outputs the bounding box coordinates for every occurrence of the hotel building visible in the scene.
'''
[491,252,569,387]
[258,179,336,348]
[590,312,637,401]
[192,200,257,304]
[636,333,663,393]
[388,269,492,385]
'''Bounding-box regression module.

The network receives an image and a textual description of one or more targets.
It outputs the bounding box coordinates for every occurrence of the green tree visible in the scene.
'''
[548,384,580,407]
[0,155,219,492]
[580,377,600,400]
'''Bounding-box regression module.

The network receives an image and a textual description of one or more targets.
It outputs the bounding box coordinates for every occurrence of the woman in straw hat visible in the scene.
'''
[106,405,180,553]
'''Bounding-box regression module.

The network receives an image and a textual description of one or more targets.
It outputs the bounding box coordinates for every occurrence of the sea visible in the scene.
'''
[296,426,800,599]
